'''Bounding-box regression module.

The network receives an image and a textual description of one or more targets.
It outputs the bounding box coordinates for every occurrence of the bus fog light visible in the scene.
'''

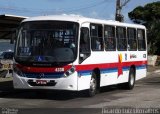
[68,85,73,88]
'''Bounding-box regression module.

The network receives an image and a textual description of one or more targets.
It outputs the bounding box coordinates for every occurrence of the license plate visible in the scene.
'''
[36,80,47,85]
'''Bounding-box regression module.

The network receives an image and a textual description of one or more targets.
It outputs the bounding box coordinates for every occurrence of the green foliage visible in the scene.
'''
[128,1,160,55]
[129,2,160,23]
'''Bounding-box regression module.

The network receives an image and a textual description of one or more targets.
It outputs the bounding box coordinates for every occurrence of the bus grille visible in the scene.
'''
[23,72,64,78]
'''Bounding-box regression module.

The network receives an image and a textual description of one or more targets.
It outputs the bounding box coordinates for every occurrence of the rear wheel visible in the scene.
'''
[86,72,97,97]
[125,68,135,90]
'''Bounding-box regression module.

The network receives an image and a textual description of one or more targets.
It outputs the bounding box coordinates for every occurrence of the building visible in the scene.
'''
[0,14,27,41]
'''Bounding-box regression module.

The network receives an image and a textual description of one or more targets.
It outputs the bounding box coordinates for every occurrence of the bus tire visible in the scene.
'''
[125,68,135,90]
[86,72,97,97]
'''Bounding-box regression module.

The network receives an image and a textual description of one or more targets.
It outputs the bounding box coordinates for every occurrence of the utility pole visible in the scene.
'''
[115,0,130,22]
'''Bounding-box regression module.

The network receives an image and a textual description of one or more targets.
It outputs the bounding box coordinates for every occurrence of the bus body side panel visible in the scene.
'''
[136,68,147,80]
[116,51,147,84]
[77,73,91,91]
[77,52,119,90]
[77,50,148,89]
[116,52,130,84]
[135,51,147,81]
[99,52,120,87]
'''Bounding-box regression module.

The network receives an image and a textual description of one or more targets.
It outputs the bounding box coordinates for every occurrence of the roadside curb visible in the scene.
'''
[147,69,160,75]
[153,70,160,73]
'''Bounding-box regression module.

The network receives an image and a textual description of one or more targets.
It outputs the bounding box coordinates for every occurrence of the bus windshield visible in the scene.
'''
[15,21,79,65]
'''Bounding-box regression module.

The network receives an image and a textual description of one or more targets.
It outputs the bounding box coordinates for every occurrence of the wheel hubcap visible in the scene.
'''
[130,73,134,86]
[90,77,96,93]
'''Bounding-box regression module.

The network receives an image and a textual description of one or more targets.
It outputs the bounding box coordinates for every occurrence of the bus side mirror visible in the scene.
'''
[80,53,84,58]
[79,53,85,64]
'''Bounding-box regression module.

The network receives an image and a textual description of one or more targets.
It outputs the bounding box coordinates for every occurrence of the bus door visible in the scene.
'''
[79,23,91,64]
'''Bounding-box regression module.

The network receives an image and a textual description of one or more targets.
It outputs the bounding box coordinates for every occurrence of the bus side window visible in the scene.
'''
[127,28,137,51]
[137,29,146,51]
[79,27,91,63]
[90,24,104,51]
[116,27,127,51]
[104,25,116,51]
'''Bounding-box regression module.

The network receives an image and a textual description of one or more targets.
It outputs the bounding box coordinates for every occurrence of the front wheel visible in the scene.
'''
[86,72,97,97]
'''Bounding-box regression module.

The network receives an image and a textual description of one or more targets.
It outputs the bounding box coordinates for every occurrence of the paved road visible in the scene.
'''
[0,69,160,114]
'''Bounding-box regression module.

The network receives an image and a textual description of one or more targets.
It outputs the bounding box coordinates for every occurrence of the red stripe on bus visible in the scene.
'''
[16,64,72,73]
[76,60,147,71]
[16,60,147,73]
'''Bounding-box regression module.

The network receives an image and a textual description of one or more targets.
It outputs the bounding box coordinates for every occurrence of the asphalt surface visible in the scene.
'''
[0,66,160,114]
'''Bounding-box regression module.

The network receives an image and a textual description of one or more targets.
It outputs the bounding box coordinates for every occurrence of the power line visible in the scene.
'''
[0,0,108,15]
[65,0,107,13]
[120,0,131,8]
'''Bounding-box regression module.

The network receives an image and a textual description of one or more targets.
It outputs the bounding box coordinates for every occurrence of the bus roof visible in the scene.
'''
[23,14,146,29]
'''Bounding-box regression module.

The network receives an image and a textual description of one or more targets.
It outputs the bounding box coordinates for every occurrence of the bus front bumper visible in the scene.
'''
[13,72,78,91]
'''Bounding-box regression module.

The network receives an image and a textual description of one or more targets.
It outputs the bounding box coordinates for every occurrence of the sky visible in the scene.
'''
[0,0,159,23]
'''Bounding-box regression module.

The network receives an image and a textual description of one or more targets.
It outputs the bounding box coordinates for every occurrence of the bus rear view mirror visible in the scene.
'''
[80,54,84,58]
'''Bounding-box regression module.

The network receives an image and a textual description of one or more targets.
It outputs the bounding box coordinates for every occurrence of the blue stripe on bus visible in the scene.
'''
[78,68,118,76]
[136,65,147,70]
[78,70,92,76]
[101,68,117,73]
[123,67,130,71]
[78,65,147,76]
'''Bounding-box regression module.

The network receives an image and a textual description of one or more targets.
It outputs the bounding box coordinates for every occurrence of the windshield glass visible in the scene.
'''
[15,21,79,65]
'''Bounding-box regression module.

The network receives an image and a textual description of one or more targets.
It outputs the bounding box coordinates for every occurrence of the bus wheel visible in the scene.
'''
[87,72,97,97]
[126,68,135,90]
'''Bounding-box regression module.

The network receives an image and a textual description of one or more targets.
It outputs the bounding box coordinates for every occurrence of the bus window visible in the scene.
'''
[127,28,137,51]
[116,27,127,51]
[137,29,146,51]
[79,27,90,63]
[104,25,116,51]
[90,24,104,51]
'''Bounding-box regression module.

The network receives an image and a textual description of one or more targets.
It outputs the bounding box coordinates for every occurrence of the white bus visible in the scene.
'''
[13,15,147,97]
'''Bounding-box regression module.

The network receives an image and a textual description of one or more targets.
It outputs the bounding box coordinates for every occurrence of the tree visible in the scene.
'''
[128,1,160,55]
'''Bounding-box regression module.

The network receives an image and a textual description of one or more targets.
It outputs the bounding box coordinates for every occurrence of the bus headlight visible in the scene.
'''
[13,64,24,77]
[64,66,75,77]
